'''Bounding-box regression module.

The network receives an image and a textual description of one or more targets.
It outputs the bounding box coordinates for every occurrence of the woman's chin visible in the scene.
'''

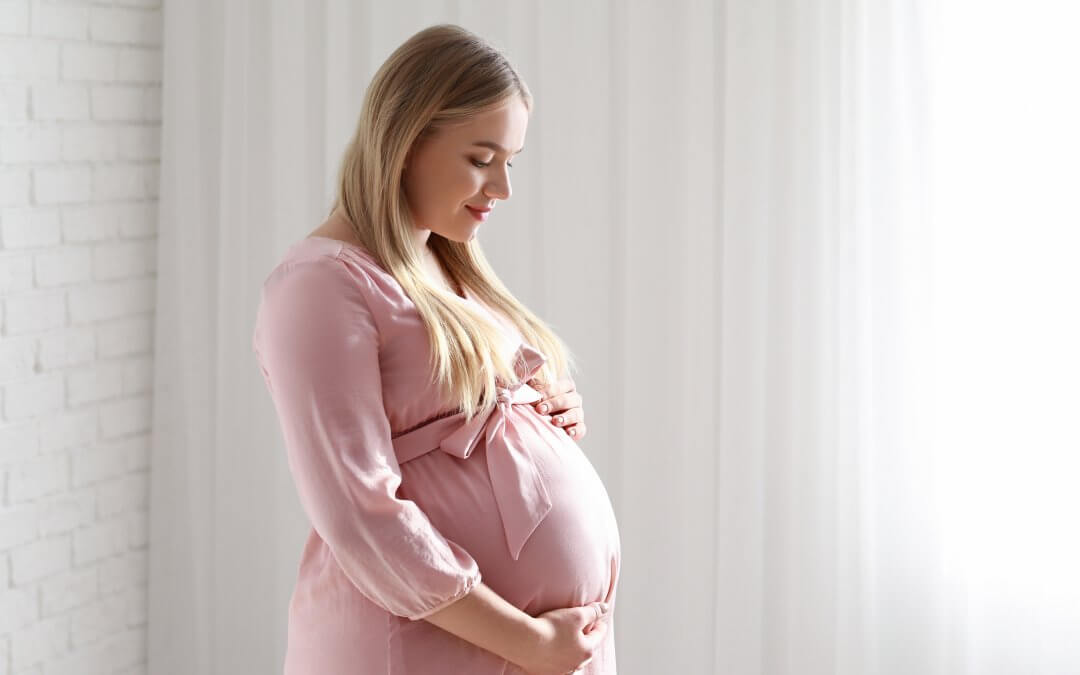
[445,226,480,243]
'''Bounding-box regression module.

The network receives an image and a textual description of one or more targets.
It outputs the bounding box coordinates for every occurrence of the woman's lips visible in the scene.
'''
[465,206,489,221]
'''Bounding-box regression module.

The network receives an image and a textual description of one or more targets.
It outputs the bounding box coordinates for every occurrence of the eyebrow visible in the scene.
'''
[471,140,524,155]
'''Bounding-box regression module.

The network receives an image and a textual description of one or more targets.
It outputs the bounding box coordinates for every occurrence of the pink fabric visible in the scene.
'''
[252,236,621,674]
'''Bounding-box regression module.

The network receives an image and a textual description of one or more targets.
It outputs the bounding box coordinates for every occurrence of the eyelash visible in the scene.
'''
[471,159,513,169]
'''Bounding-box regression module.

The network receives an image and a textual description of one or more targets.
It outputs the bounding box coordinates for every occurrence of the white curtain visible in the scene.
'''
[149,1,1080,673]
[925,1,1080,673]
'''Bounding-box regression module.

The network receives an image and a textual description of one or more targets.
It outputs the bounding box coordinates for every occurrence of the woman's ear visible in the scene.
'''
[403,132,427,174]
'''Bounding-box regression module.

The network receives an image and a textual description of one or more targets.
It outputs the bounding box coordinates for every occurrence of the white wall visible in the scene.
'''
[0,1,161,673]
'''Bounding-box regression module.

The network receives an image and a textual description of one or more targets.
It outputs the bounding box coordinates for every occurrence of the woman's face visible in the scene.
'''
[402,97,528,244]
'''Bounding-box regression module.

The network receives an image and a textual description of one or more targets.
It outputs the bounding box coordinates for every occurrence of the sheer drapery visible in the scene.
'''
[927,1,1080,672]
[148,1,1079,673]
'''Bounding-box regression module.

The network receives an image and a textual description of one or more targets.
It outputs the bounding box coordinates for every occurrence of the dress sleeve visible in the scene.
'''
[252,255,481,621]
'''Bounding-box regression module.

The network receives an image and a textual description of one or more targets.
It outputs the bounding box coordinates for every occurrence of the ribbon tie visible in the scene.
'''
[392,343,552,561]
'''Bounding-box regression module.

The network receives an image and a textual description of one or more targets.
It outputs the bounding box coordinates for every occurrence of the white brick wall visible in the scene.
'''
[1,1,161,673]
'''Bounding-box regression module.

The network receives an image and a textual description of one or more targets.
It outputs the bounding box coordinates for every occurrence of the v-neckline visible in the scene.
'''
[442,271,468,302]
[430,255,467,302]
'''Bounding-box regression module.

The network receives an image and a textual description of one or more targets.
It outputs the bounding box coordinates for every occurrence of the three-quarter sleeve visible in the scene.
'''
[252,255,481,621]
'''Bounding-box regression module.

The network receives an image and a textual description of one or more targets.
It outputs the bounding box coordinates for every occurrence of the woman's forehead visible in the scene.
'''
[448,109,527,150]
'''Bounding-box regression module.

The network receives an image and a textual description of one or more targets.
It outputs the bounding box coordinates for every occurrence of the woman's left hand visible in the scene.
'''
[528,377,587,441]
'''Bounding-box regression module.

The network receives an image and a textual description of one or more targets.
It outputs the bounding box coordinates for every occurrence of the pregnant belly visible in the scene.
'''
[397,406,621,616]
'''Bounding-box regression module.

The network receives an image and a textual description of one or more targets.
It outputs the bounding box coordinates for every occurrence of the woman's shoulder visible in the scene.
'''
[261,236,374,297]
[253,239,387,361]
[259,236,405,313]
[275,235,378,267]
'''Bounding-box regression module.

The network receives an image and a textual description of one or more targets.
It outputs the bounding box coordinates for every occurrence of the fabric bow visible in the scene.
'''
[435,342,552,561]
[391,342,553,561]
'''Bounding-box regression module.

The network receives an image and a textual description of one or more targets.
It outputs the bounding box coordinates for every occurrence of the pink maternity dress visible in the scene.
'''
[252,236,621,674]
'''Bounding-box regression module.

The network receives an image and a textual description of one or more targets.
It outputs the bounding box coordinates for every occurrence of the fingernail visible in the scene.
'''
[538,404,548,413]
[553,415,562,424]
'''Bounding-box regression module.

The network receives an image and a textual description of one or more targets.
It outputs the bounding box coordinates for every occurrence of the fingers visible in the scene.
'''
[548,407,586,440]
[547,405,583,427]
[532,391,582,417]
[587,602,609,626]
[529,375,574,395]
[580,602,606,626]
[583,613,610,637]
[561,419,586,440]
[528,378,586,440]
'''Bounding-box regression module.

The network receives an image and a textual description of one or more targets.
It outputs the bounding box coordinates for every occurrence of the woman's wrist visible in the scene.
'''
[421,581,543,666]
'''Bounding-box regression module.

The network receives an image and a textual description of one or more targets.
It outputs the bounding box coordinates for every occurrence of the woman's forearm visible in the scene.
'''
[421,581,540,665]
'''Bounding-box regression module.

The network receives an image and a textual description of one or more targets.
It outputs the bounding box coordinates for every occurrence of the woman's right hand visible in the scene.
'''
[514,602,612,675]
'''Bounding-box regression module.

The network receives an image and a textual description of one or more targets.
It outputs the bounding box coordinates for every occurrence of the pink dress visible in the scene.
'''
[252,236,621,674]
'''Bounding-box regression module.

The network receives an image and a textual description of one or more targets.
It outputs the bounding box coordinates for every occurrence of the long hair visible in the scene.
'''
[329,23,576,422]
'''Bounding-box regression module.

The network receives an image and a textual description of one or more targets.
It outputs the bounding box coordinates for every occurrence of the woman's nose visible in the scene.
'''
[485,173,511,201]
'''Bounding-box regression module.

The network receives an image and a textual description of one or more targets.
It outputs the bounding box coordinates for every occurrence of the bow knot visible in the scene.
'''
[495,387,515,407]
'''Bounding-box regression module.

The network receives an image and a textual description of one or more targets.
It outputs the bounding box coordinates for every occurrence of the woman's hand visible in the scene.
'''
[513,602,611,675]
[528,377,587,441]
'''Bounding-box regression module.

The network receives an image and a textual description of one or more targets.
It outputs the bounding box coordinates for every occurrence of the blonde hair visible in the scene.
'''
[329,23,576,422]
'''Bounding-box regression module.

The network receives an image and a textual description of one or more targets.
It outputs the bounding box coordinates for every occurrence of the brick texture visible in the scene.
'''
[1,1,161,672]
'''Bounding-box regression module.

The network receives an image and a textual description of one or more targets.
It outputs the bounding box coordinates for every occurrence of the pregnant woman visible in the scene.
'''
[252,24,621,675]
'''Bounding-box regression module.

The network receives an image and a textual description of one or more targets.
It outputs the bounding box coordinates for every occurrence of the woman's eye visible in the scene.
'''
[471,159,513,169]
